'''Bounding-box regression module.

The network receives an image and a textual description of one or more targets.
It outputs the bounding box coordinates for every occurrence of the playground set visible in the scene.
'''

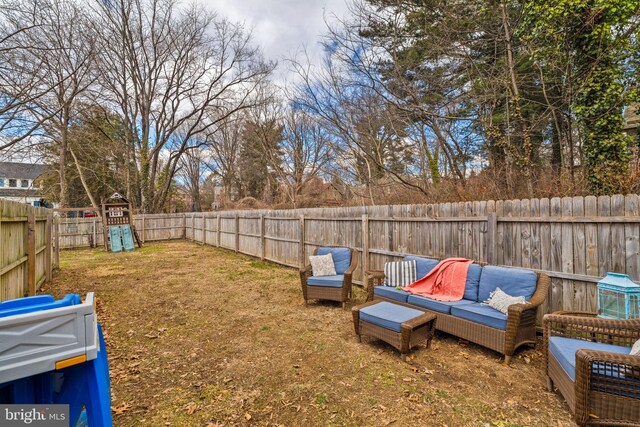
[101,193,142,253]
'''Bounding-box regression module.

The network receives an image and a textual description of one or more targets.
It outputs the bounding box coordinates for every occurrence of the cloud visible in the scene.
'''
[201,0,351,82]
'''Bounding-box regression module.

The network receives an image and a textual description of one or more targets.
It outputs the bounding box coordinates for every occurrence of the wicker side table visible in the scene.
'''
[352,300,437,361]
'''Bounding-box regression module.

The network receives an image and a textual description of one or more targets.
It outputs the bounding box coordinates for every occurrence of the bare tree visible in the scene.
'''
[0,0,76,153]
[276,109,332,207]
[93,0,274,212]
[9,0,97,206]
[177,147,206,212]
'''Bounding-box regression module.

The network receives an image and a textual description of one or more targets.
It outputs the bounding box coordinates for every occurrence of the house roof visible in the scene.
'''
[0,188,43,198]
[0,162,48,180]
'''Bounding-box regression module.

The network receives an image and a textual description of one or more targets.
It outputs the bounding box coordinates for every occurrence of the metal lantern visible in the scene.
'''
[597,272,640,320]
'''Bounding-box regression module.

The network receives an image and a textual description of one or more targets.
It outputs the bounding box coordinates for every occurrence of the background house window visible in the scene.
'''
[0,178,4,187]
[21,179,28,188]
[9,179,16,187]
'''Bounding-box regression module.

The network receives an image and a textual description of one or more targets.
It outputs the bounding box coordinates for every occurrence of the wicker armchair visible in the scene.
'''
[300,246,358,308]
[544,312,640,426]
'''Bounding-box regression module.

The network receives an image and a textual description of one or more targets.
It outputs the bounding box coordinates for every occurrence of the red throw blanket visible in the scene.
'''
[405,258,473,301]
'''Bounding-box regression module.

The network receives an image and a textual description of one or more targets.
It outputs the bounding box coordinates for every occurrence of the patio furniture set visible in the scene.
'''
[300,246,640,427]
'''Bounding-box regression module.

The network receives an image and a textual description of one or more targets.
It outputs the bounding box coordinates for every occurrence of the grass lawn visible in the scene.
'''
[41,241,575,426]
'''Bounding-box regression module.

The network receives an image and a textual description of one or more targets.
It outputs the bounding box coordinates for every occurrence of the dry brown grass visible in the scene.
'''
[41,241,576,427]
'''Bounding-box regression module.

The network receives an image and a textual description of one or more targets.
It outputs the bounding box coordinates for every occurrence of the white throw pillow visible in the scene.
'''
[484,287,527,315]
[384,260,417,287]
[309,254,336,277]
[631,339,640,356]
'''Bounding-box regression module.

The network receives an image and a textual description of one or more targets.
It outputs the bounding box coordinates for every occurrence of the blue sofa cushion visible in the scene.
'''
[307,275,344,288]
[464,264,483,301]
[359,301,424,333]
[549,336,632,381]
[407,295,475,314]
[317,247,351,275]
[477,266,537,303]
[374,286,410,303]
[450,303,508,330]
[404,255,439,281]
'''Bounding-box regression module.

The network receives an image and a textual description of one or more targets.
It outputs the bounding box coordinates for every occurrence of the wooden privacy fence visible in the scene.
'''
[56,214,186,249]
[0,200,53,301]
[182,194,640,323]
[53,194,640,321]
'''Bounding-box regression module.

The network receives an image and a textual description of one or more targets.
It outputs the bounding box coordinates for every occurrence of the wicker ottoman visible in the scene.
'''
[352,300,437,361]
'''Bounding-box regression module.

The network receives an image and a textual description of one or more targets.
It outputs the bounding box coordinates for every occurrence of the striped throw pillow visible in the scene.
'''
[384,260,417,287]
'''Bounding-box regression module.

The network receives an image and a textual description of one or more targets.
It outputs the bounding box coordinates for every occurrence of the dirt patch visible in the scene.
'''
[41,241,575,426]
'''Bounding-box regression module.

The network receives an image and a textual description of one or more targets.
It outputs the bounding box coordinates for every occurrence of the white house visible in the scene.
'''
[0,162,49,207]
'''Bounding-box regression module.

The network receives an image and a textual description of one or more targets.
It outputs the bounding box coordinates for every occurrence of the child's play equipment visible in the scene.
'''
[101,193,142,252]
[0,293,112,427]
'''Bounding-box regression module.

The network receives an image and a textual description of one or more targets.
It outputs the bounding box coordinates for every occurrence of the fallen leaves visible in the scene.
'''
[183,402,198,415]
[111,402,131,416]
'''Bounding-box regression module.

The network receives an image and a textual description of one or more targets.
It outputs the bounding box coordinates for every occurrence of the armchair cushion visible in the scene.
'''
[549,336,631,381]
[307,275,344,288]
[404,255,439,280]
[317,247,351,275]
[374,286,410,303]
[359,301,424,333]
[632,339,640,356]
[309,254,336,277]
[478,266,537,303]
[407,295,474,314]
[450,303,508,330]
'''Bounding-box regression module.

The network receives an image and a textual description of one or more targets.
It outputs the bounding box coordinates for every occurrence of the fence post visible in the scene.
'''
[216,214,221,247]
[191,213,195,241]
[235,214,239,252]
[260,214,265,260]
[92,217,97,248]
[299,214,305,268]
[26,212,36,296]
[182,213,187,239]
[45,214,52,283]
[486,212,497,264]
[54,217,60,268]
[362,213,369,279]
[202,212,207,245]
[141,214,145,244]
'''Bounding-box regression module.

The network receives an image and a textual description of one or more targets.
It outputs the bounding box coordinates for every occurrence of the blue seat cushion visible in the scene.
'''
[477,266,537,303]
[464,264,483,301]
[374,286,410,303]
[359,301,424,333]
[404,255,439,280]
[548,336,632,382]
[407,295,475,314]
[317,247,351,275]
[307,275,344,288]
[450,303,508,330]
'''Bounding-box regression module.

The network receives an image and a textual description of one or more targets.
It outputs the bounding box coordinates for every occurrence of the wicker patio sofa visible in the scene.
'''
[366,255,550,364]
[544,312,640,426]
[300,246,358,308]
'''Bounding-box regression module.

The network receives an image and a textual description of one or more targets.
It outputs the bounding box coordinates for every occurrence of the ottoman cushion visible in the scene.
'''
[359,301,424,333]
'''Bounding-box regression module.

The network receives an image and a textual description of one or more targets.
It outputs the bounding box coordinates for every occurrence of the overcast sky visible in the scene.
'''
[203,0,352,82]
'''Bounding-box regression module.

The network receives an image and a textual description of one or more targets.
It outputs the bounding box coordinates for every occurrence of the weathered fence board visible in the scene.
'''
[0,200,52,301]
[53,194,640,315]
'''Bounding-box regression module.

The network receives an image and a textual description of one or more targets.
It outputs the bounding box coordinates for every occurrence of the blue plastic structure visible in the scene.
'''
[0,293,112,427]
[121,225,135,251]
[109,226,123,252]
